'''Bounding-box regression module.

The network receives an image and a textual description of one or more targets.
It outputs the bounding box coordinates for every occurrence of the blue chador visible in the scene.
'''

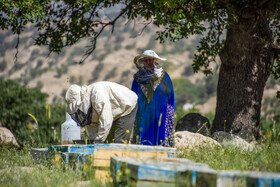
[132,72,175,147]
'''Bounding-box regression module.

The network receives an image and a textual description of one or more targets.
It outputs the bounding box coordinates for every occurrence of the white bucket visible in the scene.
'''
[61,112,81,144]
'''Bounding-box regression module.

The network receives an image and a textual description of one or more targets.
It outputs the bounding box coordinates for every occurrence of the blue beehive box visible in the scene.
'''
[32,143,177,180]
[110,156,280,187]
[47,143,177,165]
[110,156,216,186]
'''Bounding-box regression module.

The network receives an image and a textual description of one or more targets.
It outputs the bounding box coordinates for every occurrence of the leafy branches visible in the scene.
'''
[1,0,280,73]
[152,0,229,75]
[0,0,48,61]
[34,0,123,63]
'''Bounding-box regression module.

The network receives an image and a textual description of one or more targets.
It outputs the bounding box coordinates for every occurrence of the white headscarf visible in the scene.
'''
[154,61,163,77]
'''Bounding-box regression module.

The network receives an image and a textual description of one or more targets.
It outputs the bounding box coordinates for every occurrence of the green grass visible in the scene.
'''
[177,141,280,172]
[0,145,111,187]
[1,139,280,186]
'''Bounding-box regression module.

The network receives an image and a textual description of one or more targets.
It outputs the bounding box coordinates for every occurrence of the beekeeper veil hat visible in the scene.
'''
[65,84,90,114]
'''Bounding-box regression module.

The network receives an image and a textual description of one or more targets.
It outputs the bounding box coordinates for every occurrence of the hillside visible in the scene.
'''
[0,20,201,101]
[0,19,279,116]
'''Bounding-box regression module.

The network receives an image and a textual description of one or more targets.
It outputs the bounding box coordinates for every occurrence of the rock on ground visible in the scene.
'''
[212,131,255,151]
[175,113,211,136]
[174,131,220,151]
[0,127,19,146]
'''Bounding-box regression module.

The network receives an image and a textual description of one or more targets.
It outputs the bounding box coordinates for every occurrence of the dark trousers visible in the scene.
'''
[106,104,137,143]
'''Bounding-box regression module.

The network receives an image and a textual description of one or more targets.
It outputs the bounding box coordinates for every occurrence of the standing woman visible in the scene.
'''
[132,50,175,147]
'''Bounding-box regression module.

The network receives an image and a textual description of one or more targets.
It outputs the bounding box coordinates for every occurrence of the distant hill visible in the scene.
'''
[0,19,201,102]
[0,18,279,116]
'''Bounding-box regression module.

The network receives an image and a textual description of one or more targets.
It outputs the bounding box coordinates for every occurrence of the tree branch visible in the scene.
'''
[14,33,20,63]
[79,5,128,64]
[130,18,153,38]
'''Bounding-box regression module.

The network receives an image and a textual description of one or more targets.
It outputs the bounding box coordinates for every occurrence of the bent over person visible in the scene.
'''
[65,81,138,143]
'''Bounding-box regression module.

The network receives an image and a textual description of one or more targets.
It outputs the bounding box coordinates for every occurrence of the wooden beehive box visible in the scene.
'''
[110,156,280,187]
[110,156,216,187]
[46,143,177,180]
[48,143,176,162]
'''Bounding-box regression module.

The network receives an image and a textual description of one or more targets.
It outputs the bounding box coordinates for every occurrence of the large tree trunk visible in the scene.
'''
[211,12,275,139]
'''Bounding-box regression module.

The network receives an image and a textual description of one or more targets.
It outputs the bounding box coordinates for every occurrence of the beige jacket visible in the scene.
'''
[66,81,138,142]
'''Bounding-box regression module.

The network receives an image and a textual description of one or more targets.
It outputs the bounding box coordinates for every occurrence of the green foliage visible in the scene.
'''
[2,0,280,136]
[28,102,66,146]
[0,0,46,31]
[0,78,46,144]
[173,78,197,107]
[36,81,44,90]
[174,106,188,126]
[0,147,111,186]
[22,77,31,86]
[173,78,210,107]
[1,139,280,186]
[177,142,280,172]
[262,97,280,123]
[204,112,215,128]
[260,119,280,144]
[1,0,279,73]
[0,78,66,146]
[0,146,34,170]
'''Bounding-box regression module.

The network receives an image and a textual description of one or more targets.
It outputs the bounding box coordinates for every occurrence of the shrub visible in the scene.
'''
[70,76,76,84]
[204,74,218,96]
[36,81,44,90]
[104,43,113,53]
[0,60,7,71]
[262,97,280,122]
[125,43,136,50]
[56,64,68,77]
[183,65,194,76]
[115,34,124,43]
[29,49,40,61]
[89,62,104,82]
[114,44,122,51]
[0,79,66,146]
[173,78,207,107]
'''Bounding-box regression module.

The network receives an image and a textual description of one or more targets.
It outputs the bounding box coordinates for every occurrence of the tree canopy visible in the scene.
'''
[1,0,280,138]
[1,0,280,72]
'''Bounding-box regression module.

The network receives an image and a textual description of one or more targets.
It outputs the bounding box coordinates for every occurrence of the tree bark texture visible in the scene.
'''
[212,11,275,138]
